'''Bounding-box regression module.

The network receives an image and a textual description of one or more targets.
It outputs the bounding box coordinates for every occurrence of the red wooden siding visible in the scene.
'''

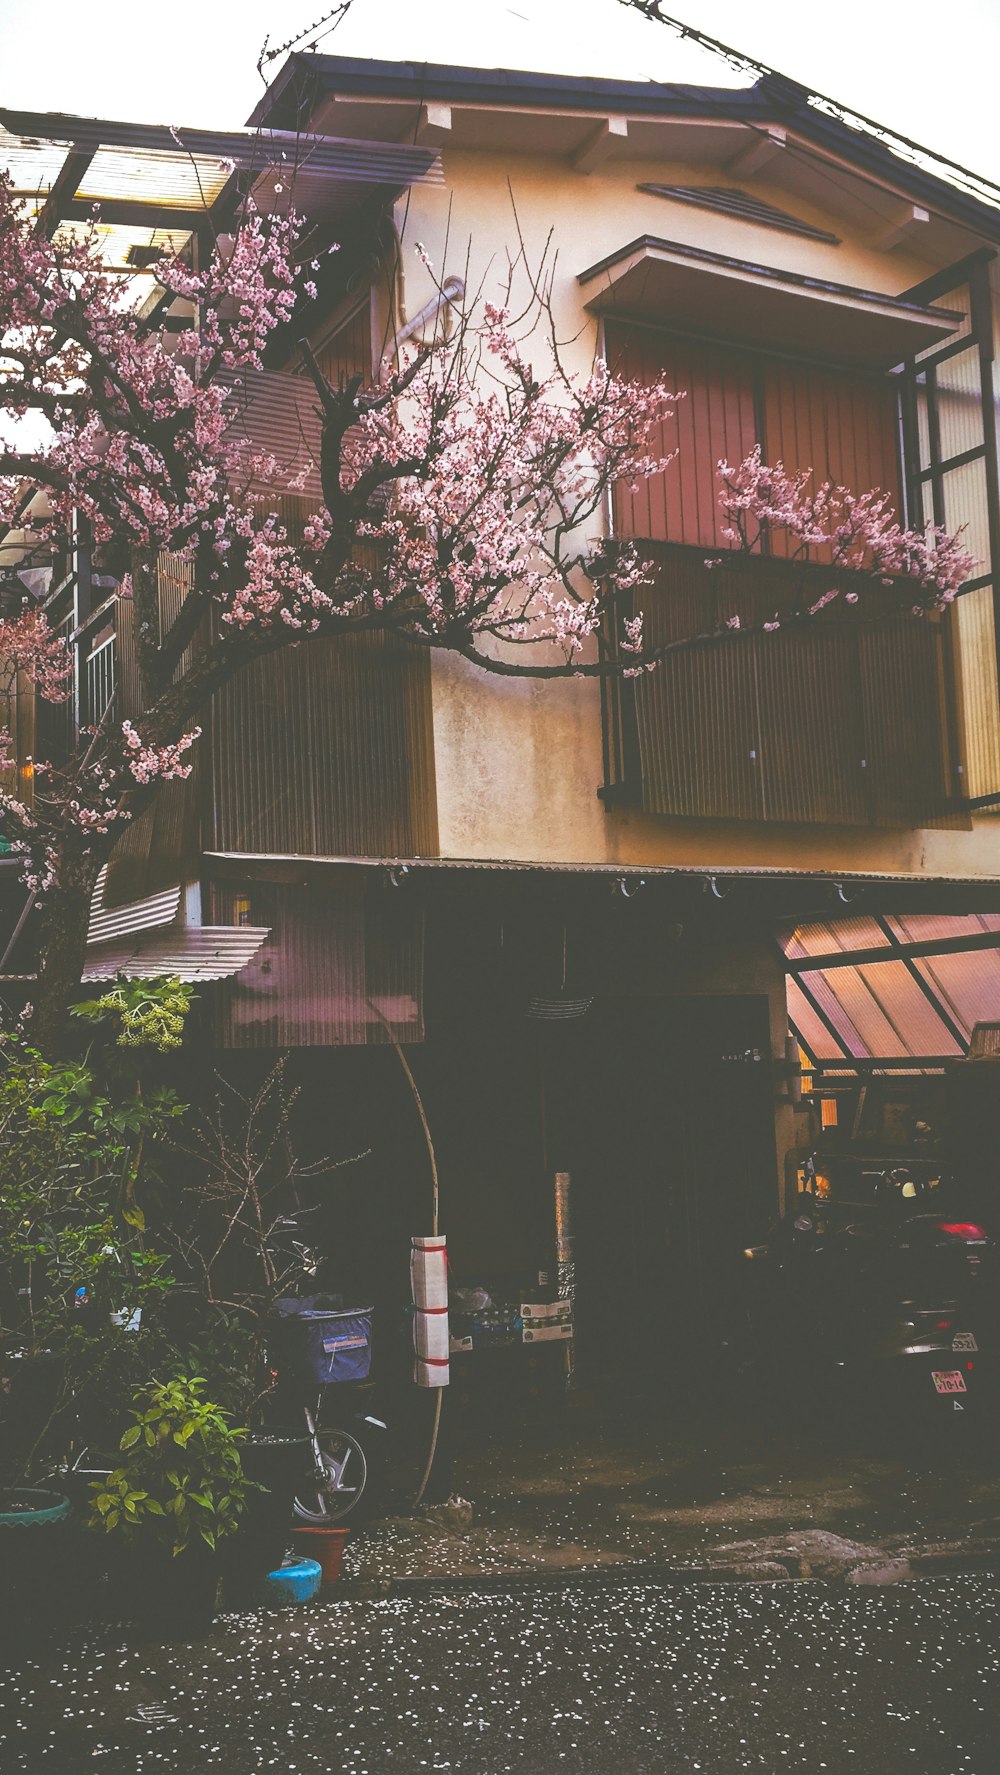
[606,323,901,550]
[606,324,757,546]
[763,360,901,559]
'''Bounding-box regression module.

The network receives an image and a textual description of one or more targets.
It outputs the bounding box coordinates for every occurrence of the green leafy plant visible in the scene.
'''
[0,1023,186,1480]
[90,1376,256,1556]
[72,976,195,1052]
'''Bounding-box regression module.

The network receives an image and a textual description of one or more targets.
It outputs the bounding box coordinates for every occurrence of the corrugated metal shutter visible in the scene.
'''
[621,542,948,827]
[763,358,901,564]
[208,627,438,859]
[857,614,950,826]
[212,871,424,1047]
[208,301,439,863]
[753,625,867,825]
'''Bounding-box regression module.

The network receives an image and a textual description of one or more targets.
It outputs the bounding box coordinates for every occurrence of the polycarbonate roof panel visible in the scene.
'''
[915,948,1000,1042]
[886,912,1000,943]
[0,134,70,196]
[779,916,891,960]
[854,961,965,1056]
[796,961,964,1059]
[795,970,869,1057]
[786,977,848,1059]
[51,220,191,275]
[783,910,1000,1062]
[76,145,230,208]
[0,109,442,243]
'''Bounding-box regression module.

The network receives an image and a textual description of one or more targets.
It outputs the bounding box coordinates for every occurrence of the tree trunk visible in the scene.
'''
[28,846,104,1055]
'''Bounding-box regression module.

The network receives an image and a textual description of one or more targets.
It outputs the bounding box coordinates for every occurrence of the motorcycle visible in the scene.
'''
[741,1166,996,1423]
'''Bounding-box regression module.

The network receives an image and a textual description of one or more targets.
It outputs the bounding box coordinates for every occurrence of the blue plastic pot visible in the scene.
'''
[264,1557,322,1605]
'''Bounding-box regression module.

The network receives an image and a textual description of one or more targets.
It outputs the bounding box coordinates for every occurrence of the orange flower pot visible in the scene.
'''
[290,1526,349,1586]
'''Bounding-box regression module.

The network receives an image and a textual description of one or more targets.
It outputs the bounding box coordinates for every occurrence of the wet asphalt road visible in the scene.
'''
[1,1574,998,1775]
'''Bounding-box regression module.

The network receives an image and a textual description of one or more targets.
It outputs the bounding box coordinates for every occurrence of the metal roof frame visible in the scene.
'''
[0,106,442,252]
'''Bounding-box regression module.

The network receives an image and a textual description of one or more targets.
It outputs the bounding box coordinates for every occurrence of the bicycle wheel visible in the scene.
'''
[292,1429,368,1525]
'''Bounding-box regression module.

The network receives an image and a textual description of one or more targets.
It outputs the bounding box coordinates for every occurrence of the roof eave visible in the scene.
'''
[249,54,1000,247]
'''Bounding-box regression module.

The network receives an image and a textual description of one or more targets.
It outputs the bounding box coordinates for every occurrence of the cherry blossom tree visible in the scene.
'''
[0,174,973,1049]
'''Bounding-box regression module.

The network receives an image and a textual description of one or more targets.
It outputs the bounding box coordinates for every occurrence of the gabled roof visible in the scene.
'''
[249,55,1000,245]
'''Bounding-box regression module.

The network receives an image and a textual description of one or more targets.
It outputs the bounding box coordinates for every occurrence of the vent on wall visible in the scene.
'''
[637,185,840,245]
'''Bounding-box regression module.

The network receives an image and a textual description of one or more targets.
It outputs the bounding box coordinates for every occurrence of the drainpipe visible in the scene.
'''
[384,244,465,367]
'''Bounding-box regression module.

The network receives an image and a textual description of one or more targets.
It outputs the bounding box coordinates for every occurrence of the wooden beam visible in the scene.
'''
[62,197,199,230]
[411,102,452,148]
[572,115,628,175]
[727,125,786,180]
[870,202,930,252]
[37,145,95,239]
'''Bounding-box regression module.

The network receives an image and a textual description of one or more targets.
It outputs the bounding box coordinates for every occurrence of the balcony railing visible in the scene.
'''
[599,540,950,830]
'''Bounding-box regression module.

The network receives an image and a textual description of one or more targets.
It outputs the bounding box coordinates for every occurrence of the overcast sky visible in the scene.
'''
[1,0,998,188]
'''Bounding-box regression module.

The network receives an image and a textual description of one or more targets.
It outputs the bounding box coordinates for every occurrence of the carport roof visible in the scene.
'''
[780,914,1000,1070]
[0,106,442,271]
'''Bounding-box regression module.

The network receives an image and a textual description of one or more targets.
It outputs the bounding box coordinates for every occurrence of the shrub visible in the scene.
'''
[90,1376,256,1556]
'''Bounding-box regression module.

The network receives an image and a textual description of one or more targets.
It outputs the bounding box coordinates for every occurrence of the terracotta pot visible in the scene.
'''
[290,1525,349,1585]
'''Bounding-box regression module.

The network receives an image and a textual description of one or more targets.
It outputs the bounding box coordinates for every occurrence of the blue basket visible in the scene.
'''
[274,1298,373,1384]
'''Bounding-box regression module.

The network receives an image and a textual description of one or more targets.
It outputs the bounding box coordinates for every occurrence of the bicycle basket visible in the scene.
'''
[273,1297,373,1385]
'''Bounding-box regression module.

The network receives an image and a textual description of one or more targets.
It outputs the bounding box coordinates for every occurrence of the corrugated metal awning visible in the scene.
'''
[83,925,271,982]
[579,235,965,369]
[84,867,268,982]
[203,850,1000,889]
[87,867,180,945]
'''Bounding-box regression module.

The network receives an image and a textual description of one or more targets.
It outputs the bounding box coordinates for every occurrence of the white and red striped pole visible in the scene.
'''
[411,1234,449,1388]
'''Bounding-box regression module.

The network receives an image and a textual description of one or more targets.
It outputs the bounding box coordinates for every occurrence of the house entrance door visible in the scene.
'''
[571,995,777,1395]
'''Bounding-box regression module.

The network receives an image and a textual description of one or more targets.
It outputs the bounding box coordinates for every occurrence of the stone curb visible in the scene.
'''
[377,1552,1000,1597]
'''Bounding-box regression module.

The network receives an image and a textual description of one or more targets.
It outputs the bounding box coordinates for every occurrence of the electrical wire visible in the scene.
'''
[624,2,1000,213]
[257,2,357,77]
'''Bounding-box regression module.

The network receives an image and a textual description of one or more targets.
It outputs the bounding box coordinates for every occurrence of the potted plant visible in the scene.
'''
[90,1376,256,1638]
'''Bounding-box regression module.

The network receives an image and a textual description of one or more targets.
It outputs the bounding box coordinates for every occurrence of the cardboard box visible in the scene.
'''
[522,1322,573,1343]
[519,1300,572,1321]
[449,1334,473,1353]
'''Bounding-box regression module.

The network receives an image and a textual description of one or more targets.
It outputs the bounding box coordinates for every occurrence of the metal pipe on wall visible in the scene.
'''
[554,1170,575,1389]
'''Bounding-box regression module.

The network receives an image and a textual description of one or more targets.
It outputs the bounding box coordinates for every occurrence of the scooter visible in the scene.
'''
[742,1168,995,1421]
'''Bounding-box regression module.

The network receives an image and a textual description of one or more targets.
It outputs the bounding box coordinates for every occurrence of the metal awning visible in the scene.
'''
[83,867,269,982]
[781,912,1000,1070]
[82,925,272,983]
[0,107,442,273]
[203,850,1000,890]
[579,235,965,369]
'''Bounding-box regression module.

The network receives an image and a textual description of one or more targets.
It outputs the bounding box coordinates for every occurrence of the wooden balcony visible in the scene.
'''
[599,541,950,829]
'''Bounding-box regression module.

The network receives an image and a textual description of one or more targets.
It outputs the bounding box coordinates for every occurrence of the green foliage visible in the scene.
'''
[0,1017,186,1478]
[72,976,195,1052]
[90,1376,256,1556]
[0,1043,179,1335]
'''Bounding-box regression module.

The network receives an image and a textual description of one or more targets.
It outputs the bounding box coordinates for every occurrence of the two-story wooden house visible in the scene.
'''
[6,55,1000,1376]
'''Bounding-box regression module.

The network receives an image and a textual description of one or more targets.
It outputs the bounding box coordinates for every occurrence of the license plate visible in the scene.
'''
[952,1332,978,1352]
[932,1370,967,1394]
